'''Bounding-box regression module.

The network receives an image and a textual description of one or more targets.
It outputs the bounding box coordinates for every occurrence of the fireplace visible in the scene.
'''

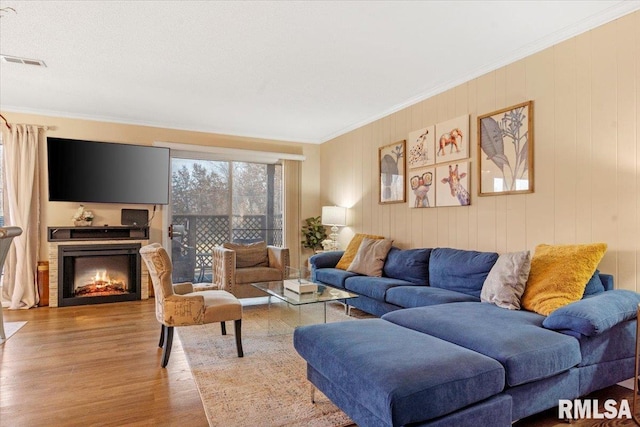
[58,243,142,307]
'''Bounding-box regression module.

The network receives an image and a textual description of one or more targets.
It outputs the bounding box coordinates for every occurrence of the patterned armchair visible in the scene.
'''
[140,243,243,368]
[212,242,290,298]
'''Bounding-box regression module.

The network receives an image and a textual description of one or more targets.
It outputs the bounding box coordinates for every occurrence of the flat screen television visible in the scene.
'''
[47,137,170,205]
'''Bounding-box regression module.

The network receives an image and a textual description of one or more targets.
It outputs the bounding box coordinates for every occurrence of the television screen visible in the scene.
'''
[47,137,170,205]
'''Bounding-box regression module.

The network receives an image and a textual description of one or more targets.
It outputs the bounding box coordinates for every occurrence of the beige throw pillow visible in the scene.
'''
[480,251,531,310]
[347,238,393,277]
[335,233,385,270]
[223,241,269,268]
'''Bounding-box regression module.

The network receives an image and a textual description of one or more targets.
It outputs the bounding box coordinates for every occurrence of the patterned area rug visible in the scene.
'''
[177,300,360,427]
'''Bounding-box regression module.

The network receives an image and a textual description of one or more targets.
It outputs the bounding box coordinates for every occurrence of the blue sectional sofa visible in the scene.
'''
[295,247,640,426]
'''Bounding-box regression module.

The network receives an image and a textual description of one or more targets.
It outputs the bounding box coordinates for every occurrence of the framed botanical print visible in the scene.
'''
[478,101,534,196]
[379,140,406,204]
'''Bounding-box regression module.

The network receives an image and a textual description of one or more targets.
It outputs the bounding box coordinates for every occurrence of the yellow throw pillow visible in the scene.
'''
[335,233,385,270]
[521,243,607,316]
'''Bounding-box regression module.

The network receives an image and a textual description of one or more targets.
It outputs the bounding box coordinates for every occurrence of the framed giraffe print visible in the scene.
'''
[435,161,470,207]
[379,140,406,204]
[478,101,534,196]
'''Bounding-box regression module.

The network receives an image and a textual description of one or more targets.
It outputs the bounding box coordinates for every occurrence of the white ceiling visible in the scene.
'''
[1,1,639,144]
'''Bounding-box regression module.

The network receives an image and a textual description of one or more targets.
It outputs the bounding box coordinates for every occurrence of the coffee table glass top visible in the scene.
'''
[251,281,358,306]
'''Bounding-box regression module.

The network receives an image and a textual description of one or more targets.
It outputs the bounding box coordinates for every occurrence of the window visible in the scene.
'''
[169,158,283,282]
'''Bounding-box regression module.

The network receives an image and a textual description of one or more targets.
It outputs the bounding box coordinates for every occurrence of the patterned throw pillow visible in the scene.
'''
[223,241,269,268]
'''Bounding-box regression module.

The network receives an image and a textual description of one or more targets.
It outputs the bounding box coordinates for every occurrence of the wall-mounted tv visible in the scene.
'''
[47,137,170,205]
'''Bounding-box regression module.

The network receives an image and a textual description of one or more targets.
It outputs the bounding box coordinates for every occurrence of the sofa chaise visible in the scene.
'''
[294,245,640,426]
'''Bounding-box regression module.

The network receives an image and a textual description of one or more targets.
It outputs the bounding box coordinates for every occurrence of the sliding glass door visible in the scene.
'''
[168,157,283,283]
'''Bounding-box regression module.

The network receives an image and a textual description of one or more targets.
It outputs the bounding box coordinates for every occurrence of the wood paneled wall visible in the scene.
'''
[320,11,640,291]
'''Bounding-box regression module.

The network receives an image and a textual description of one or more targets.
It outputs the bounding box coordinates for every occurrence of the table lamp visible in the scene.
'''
[322,206,347,251]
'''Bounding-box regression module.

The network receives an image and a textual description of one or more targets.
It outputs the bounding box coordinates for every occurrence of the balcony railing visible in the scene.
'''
[171,214,283,282]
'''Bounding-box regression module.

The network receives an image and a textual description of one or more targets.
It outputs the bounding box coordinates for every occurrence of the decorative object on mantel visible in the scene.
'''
[478,100,534,196]
[321,206,347,251]
[72,205,94,226]
[379,140,406,204]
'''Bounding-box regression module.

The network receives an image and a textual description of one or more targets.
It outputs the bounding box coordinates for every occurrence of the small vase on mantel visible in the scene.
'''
[74,220,92,227]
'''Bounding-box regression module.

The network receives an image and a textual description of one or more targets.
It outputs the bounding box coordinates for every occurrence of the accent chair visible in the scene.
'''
[140,243,243,367]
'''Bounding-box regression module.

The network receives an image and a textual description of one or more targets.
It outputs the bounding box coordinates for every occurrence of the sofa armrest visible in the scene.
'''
[542,289,640,337]
[162,294,205,326]
[267,246,290,278]
[309,251,344,269]
[173,282,194,295]
[212,246,236,294]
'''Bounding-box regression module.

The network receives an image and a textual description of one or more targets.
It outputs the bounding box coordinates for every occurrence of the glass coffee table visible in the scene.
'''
[251,280,358,331]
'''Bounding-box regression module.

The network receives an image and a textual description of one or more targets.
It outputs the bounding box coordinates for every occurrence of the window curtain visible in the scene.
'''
[2,124,42,309]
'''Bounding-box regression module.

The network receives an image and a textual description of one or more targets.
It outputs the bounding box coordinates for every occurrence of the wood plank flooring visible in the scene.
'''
[0,300,208,427]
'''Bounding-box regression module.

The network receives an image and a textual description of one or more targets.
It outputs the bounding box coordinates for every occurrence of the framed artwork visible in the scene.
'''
[379,140,406,204]
[477,101,533,196]
[407,125,435,168]
[435,161,471,207]
[408,167,435,208]
[435,114,469,164]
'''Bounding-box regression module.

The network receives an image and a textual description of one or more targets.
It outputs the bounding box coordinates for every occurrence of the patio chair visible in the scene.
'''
[212,241,289,298]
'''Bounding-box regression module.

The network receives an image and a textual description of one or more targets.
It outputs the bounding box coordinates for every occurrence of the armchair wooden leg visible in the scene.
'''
[221,321,227,335]
[158,324,165,348]
[161,325,174,368]
[234,319,244,358]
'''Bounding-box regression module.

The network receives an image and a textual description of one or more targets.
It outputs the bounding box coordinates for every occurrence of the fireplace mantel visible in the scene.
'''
[48,226,149,242]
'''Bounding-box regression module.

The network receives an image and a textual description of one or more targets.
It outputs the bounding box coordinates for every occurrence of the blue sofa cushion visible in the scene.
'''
[383,247,431,285]
[386,285,479,308]
[582,269,605,297]
[543,290,640,337]
[344,276,413,301]
[314,268,359,289]
[382,302,581,387]
[293,319,505,426]
[429,248,498,297]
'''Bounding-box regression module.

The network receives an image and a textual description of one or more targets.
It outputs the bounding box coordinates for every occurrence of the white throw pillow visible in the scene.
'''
[481,250,531,310]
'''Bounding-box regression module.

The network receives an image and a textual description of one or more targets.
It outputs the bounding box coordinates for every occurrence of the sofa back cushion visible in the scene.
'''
[429,248,498,297]
[223,241,268,268]
[383,247,432,285]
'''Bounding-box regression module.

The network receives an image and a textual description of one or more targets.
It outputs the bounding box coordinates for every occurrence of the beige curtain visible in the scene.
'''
[2,124,42,309]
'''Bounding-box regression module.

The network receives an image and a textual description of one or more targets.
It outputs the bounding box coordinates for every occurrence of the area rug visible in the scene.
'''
[0,321,27,344]
[177,301,359,427]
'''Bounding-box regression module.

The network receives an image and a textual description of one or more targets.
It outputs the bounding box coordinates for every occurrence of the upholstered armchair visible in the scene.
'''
[140,243,243,368]
[212,242,290,298]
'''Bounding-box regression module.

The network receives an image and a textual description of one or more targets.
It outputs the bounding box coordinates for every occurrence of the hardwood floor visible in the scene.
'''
[0,300,208,427]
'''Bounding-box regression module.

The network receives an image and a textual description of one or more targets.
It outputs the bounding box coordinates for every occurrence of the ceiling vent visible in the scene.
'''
[0,54,46,67]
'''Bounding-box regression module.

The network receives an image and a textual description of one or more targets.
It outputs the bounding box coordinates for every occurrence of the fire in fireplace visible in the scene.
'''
[58,243,141,306]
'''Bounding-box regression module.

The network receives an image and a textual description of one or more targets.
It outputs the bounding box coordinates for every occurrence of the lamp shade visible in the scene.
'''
[321,206,347,226]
